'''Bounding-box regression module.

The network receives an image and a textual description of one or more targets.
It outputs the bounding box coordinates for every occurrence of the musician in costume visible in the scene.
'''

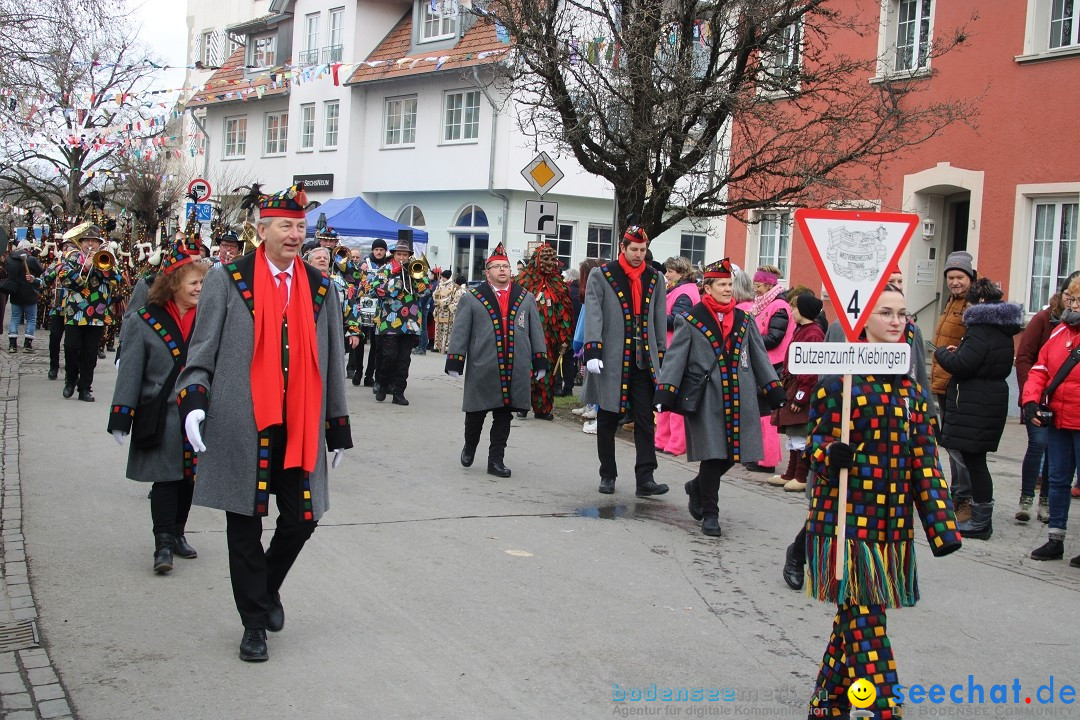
[445,243,548,478]
[351,238,390,387]
[370,231,430,405]
[214,229,242,266]
[432,269,465,353]
[58,224,122,402]
[654,258,785,536]
[176,184,353,662]
[803,284,960,719]
[108,232,206,574]
[515,244,572,420]
[581,225,668,497]
[305,246,362,351]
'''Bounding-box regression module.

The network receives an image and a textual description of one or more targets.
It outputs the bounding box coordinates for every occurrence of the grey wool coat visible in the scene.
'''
[176,254,353,521]
[655,304,785,463]
[107,304,192,483]
[444,283,548,412]
[580,262,667,413]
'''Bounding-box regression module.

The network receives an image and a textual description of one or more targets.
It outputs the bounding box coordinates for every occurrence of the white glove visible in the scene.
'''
[655,404,664,414]
[534,369,546,381]
[332,448,345,469]
[586,358,604,374]
[185,409,207,452]
[112,430,126,446]
[448,371,461,378]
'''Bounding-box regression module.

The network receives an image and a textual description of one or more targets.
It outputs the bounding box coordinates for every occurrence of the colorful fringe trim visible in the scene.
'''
[806,536,919,609]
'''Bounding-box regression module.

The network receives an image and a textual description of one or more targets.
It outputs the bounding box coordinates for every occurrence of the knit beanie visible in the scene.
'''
[796,293,823,321]
[943,251,976,282]
[371,239,388,251]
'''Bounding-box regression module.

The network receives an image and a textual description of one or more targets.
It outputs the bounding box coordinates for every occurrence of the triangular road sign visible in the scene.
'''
[795,208,919,341]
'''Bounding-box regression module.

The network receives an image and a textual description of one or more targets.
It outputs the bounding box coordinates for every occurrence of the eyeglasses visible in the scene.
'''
[488,263,511,270]
[874,310,907,322]
[1066,296,1080,308]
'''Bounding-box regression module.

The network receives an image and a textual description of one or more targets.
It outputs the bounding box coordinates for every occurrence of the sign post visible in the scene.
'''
[795,208,919,581]
[521,152,564,259]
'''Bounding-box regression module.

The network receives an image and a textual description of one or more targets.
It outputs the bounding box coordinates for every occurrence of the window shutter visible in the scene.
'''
[210,31,223,66]
[194,31,203,64]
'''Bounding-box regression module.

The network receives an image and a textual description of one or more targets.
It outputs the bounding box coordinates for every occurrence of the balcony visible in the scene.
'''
[322,44,343,63]
[298,48,320,66]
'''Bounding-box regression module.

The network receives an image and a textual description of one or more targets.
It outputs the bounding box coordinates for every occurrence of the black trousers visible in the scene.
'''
[347,333,365,376]
[376,333,418,392]
[150,479,194,536]
[49,319,65,372]
[364,331,381,382]
[557,347,578,395]
[225,427,318,629]
[960,450,993,503]
[688,459,735,518]
[596,364,658,483]
[464,407,512,463]
[63,324,105,392]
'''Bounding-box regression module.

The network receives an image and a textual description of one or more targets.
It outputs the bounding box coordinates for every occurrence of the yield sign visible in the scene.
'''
[795,208,919,341]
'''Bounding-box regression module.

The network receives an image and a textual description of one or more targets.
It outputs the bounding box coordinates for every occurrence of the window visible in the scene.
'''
[250,33,276,67]
[299,104,315,150]
[419,0,458,42]
[201,31,215,66]
[396,205,427,227]
[324,101,339,148]
[893,0,932,72]
[384,96,417,146]
[546,224,574,271]
[300,14,320,65]
[224,116,246,158]
[760,21,801,91]
[443,90,480,142]
[680,233,707,267]
[586,224,613,260]
[326,7,345,63]
[264,111,288,155]
[452,204,489,282]
[1027,199,1079,313]
[757,211,791,276]
[1051,0,1079,48]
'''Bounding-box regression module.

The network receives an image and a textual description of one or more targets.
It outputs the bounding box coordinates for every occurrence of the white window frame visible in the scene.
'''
[419,0,458,43]
[874,0,933,78]
[755,210,792,277]
[1050,0,1080,48]
[759,20,802,94]
[450,204,490,282]
[384,96,418,147]
[586,224,613,260]
[548,223,574,272]
[443,89,480,143]
[1025,197,1079,314]
[1019,0,1080,60]
[396,205,427,227]
[299,104,315,151]
[323,100,340,149]
[264,110,288,156]
[224,115,246,159]
[201,30,215,66]
[679,233,707,267]
[327,7,345,63]
[300,13,320,65]
[249,33,276,68]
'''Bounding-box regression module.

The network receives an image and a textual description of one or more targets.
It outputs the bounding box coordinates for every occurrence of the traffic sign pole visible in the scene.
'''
[836,374,853,582]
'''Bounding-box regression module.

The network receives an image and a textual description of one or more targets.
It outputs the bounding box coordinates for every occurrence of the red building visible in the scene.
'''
[724,0,1080,332]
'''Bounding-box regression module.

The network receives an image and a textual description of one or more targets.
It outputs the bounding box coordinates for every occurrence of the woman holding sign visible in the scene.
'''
[804,284,961,719]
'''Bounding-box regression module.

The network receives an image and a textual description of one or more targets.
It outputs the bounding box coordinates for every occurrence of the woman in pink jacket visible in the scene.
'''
[655,257,701,455]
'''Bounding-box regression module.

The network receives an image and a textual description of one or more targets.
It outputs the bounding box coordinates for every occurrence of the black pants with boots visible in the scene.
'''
[347,336,365,378]
[376,333,418,393]
[596,364,658,484]
[49,319,65,373]
[150,480,194,536]
[63,324,105,392]
[464,408,513,463]
[364,331,381,382]
[225,427,318,629]
[688,459,735,518]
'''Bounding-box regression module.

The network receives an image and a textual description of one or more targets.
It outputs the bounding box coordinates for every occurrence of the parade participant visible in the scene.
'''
[1025,274,1080,566]
[516,244,572,421]
[108,233,206,573]
[353,238,391,387]
[655,256,700,455]
[432,269,465,353]
[804,284,961,719]
[58,224,122,402]
[6,240,44,353]
[216,229,242,265]
[306,246,361,354]
[176,183,353,662]
[743,264,794,473]
[931,251,976,521]
[316,225,340,250]
[41,237,79,379]
[581,225,668,497]
[446,243,548,477]
[370,231,430,406]
[933,278,1022,540]
[655,258,784,536]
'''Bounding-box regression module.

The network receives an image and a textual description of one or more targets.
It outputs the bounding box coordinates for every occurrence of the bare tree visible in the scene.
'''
[111,154,186,238]
[483,0,979,237]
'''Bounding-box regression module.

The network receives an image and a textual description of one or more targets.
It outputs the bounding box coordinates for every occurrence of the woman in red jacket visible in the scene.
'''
[1025,275,1080,566]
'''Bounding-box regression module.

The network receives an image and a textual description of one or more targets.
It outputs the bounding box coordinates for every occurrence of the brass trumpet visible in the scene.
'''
[93,249,117,271]
[408,253,430,281]
[334,246,351,270]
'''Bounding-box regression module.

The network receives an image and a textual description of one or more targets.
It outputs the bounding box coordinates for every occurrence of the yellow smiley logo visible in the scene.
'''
[847,678,877,709]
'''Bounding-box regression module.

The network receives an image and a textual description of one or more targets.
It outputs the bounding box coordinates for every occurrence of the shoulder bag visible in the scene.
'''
[673,365,711,416]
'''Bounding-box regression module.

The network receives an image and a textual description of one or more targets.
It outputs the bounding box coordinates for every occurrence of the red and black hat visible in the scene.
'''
[703,258,734,279]
[258,183,309,219]
[487,242,509,265]
[623,225,649,244]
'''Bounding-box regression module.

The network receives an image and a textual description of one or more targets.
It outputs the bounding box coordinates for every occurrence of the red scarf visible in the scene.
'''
[702,295,736,339]
[250,247,323,474]
[618,254,646,313]
[164,299,196,341]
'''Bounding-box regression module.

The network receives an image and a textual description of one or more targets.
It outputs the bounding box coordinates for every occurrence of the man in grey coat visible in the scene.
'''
[445,243,548,478]
[581,226,668,496]
[177,184,353,663]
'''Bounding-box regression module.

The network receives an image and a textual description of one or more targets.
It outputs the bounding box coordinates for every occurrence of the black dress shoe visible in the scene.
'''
[78,391,95,402]
[534,412,554,421]
[743,462,775,474]
[460,446,476,468]
[346,368,355,379]
[374,384,387,401]
[487,460,512,478]
[363,377,374,387]
[636,479,670,497]
[685,480,703,521]
[516,411,528,418]
[701,516,722,537]
[598,477,615,494]
[172,535,197,559]
[47,368,58,380]
[62,385,75,399]
[392,393,409,406]
[783,542,804,590]
[351,373,363,386]
[97,348,106,359]
[239,627,268,662]
[267,592,284,633]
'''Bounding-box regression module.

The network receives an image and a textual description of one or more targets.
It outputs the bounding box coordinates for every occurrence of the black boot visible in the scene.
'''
[374,383,387,401]
[598,477,615,494]
[7,338,16,354]
[1031,536,1064,561]
[957,500,993,540]
[23,338,33,353]
[701,515,722,537]
[172,528,197,559]
[685,480,703,521]
[153,533,176,574]
[783,542,804,590]
[392,392,410,406]
[239,627,268,662]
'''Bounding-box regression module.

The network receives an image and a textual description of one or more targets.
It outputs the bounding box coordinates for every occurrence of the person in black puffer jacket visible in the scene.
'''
[5,241,44,353]
[933,277,1023,540]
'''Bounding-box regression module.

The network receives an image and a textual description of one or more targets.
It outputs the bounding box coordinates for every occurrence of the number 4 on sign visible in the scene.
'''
[795,208,919,342]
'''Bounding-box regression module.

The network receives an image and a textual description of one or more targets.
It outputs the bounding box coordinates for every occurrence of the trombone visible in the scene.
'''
[93,249,117,271]
[333,246,351,271]
[408,253,430,281]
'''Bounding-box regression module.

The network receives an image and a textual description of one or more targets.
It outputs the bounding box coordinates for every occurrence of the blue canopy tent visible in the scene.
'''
[305,196,428,254]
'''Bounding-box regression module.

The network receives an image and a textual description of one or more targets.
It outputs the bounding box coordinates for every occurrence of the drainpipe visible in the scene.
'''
[473,66,509,247]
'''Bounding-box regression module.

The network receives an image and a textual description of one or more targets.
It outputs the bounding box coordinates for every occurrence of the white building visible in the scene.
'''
[186,0,726,279]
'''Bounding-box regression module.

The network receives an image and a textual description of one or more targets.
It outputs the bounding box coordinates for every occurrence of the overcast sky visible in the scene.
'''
[130,0,188,90]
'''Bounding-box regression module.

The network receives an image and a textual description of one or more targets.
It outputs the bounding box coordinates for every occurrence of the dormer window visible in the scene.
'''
[419,0,458,43]
[249,33,276,67]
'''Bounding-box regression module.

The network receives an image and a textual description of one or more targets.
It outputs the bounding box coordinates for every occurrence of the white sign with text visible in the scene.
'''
[786,342,911,375]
